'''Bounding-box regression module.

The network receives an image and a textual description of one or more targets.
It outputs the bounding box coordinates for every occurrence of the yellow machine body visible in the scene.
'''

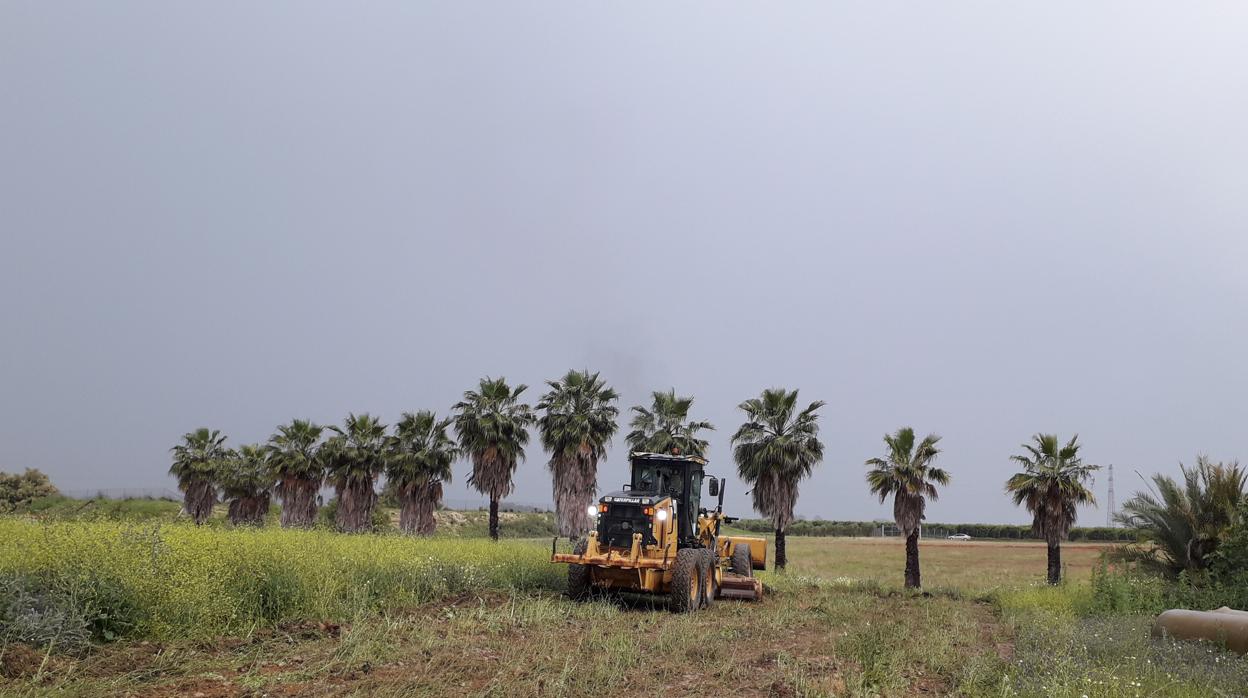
[551,469,767,606]
[725,536,767,570]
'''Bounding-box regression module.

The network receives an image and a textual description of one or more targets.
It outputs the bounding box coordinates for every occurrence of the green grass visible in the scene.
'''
[992,583,1248,697]
[3,517,1247,696]
[20,496,183,522]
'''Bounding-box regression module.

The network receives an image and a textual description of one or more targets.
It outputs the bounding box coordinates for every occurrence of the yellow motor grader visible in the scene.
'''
[551,451,766,611]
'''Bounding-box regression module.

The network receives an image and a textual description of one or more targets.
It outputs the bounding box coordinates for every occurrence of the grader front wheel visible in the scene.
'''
[567,539,592,600]
[670,549,703,613]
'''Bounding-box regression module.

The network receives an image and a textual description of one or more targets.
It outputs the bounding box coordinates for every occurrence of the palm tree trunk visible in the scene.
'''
[1047,540,1061,585]
[409,481,440,535]
[183,479,215,525]
[279,476,319,528]
[335,477,376,533]
[775,527,787,570]
[398,495,419,534]
[415,501,436,535]
[489,498,500,541]
[904,530,921,589]
[398,483,440,535]
[228,494,269,526]
[552,451,595,539]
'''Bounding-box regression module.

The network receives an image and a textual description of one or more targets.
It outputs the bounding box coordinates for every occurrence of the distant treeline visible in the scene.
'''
[731,518,1136,542]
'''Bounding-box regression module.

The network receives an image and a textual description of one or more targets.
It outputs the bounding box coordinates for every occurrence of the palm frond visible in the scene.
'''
[625,388,714,457]
[1004,433,1098,543]
[453,376,536,501]
[863,427,949,536]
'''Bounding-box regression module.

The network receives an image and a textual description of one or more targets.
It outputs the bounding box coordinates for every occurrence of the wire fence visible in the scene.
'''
[60,488,182,501]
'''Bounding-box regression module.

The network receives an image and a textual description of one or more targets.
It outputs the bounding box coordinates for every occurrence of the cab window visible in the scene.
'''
[633,464,657,492]
[688,471,702,513]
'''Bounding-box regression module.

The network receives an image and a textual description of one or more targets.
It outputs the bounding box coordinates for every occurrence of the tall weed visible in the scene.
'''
[0,519,562,641]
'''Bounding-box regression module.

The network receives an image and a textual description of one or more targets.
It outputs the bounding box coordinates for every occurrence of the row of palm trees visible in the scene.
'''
[170,411,459,533]
[170,371,1100,588]
[169,372,614,536]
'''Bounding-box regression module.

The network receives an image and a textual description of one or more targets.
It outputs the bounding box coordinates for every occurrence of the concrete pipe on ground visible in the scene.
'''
[1151,607,1248,654]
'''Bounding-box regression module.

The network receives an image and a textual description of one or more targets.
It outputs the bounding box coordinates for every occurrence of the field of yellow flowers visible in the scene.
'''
[0,519,562,642]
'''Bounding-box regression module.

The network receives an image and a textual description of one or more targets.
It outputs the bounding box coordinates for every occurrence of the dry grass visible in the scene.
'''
[776,536,1114,593]
[5,581,1012,697]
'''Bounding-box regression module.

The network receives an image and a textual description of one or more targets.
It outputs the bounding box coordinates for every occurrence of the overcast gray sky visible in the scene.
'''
[3,3,1247,525]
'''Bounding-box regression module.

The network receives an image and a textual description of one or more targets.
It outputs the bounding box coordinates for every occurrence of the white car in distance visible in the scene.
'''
[947,533,972,541]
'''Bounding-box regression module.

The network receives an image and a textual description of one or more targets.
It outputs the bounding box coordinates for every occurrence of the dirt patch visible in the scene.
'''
[131,678,236,698]
[1,644,43,679]
[435,510,467,527]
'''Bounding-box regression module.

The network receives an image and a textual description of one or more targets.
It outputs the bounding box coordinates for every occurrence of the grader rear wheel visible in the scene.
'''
[731,542,753,577]
[670,548,703,613]
[567,539,592,600]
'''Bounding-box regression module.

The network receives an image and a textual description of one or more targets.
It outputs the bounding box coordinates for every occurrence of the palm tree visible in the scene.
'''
[537,370,620,539]
[169,428,229,525]
[625,389,714,457]
[322,413,388,533]
[1005,434,1099,584]
[865,427,950,589]
[386,411,459,534]
[220,443,274,526]
[732,388,825,570]
[267,419,325,528]
[1116,456,1245,576]
[453,377,535,541]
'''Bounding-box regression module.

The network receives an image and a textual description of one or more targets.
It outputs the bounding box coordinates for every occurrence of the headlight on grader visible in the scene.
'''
[587,504,598,518]
[655,509,668,521]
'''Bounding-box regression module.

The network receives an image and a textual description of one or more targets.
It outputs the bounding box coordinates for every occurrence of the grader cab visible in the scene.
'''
[550,451,766,611]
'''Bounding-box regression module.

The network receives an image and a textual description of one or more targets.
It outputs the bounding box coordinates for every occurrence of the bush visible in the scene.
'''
[1210,500,1248,581]
[0,469,58,513]
[1083,560,1248,616]
[1116,457,1246,576]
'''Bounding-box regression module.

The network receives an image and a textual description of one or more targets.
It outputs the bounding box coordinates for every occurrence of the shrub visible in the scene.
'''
[0,469,58,513]
[1083,560,1248,616]
[1210,500,1248,581]
[1116,456,1246,575]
